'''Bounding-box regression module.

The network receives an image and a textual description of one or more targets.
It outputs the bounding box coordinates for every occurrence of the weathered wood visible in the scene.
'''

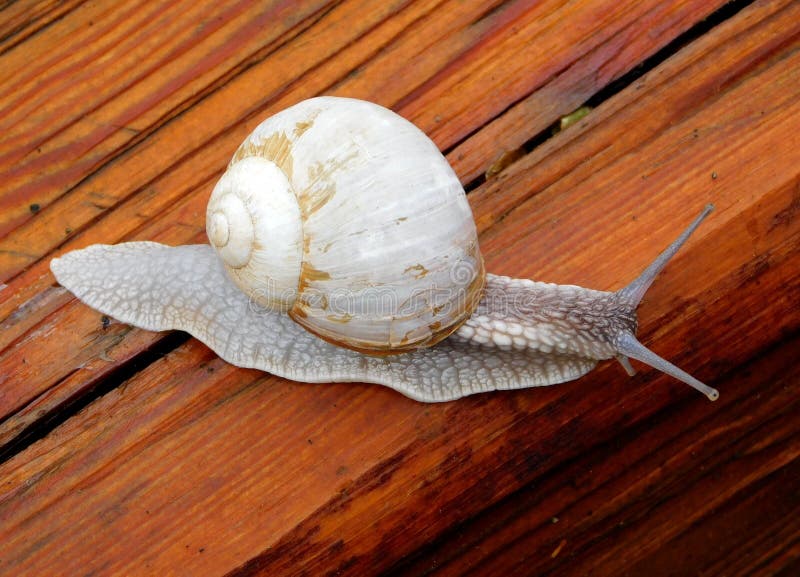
[0,0,798,575]
[0,0,736,426]
[0,0,85,54]
[0,0,728,280]
[393,335,800,576]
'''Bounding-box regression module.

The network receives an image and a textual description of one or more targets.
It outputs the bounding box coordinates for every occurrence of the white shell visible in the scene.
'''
[208,97,484,353]
[207,157,303,311]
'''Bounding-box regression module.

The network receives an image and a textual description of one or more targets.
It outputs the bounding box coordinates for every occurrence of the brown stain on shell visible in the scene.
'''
[326,313,354,324]
[417,243,486,349]
[285,313,410,357]
[289,251,486,355]
[403,264,429,279]
[297,161,337,219]
[296,261,332,294]
[293,120,313,137]
[231,131,294,180]
[297,150,360,219]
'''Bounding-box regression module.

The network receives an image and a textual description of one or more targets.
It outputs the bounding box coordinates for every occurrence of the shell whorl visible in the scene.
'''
[206,156,303,311]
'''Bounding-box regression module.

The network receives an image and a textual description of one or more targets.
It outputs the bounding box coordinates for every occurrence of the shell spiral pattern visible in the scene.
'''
[206,97,485,353]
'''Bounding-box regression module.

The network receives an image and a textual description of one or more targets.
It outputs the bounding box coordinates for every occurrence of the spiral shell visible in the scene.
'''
[206,96,484,353]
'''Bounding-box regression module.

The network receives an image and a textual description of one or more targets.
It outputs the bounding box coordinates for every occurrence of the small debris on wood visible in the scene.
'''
[485,148,525,179]
[553,106,592,134]
[551,539,567,558]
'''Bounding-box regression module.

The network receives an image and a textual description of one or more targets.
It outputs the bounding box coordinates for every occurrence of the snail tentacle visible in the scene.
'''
[451,206,718,400]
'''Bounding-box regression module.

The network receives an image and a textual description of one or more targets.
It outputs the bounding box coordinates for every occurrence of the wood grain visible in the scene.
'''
[0,0,798,575]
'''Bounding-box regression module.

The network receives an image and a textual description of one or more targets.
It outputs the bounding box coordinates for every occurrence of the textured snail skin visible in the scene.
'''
[50,203,718,402]
[51,243,596,401]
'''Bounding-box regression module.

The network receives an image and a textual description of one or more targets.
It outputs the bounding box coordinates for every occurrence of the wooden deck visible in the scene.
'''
[1,0,798,575]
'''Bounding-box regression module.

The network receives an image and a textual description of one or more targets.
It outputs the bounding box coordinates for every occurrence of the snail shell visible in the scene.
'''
[206,97,484,353]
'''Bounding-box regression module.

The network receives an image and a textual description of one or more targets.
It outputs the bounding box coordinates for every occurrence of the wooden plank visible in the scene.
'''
[0,0,727,280]
[0,0,798,576]
[0,0,87,53]
[393,335,800,576]
[0,0,733,429]
[449,0,758,183]
[0,0,334,238]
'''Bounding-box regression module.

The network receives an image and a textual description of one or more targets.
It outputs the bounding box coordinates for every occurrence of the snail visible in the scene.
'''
[50,96,719,402]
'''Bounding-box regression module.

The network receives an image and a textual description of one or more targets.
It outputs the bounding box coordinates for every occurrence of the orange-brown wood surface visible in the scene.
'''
[0,1,798,575]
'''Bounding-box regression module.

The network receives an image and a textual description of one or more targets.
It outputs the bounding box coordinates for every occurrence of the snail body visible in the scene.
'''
[51,97,719,401]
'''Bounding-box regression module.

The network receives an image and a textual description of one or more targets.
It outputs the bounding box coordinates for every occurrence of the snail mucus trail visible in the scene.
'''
[51,97,719,403]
